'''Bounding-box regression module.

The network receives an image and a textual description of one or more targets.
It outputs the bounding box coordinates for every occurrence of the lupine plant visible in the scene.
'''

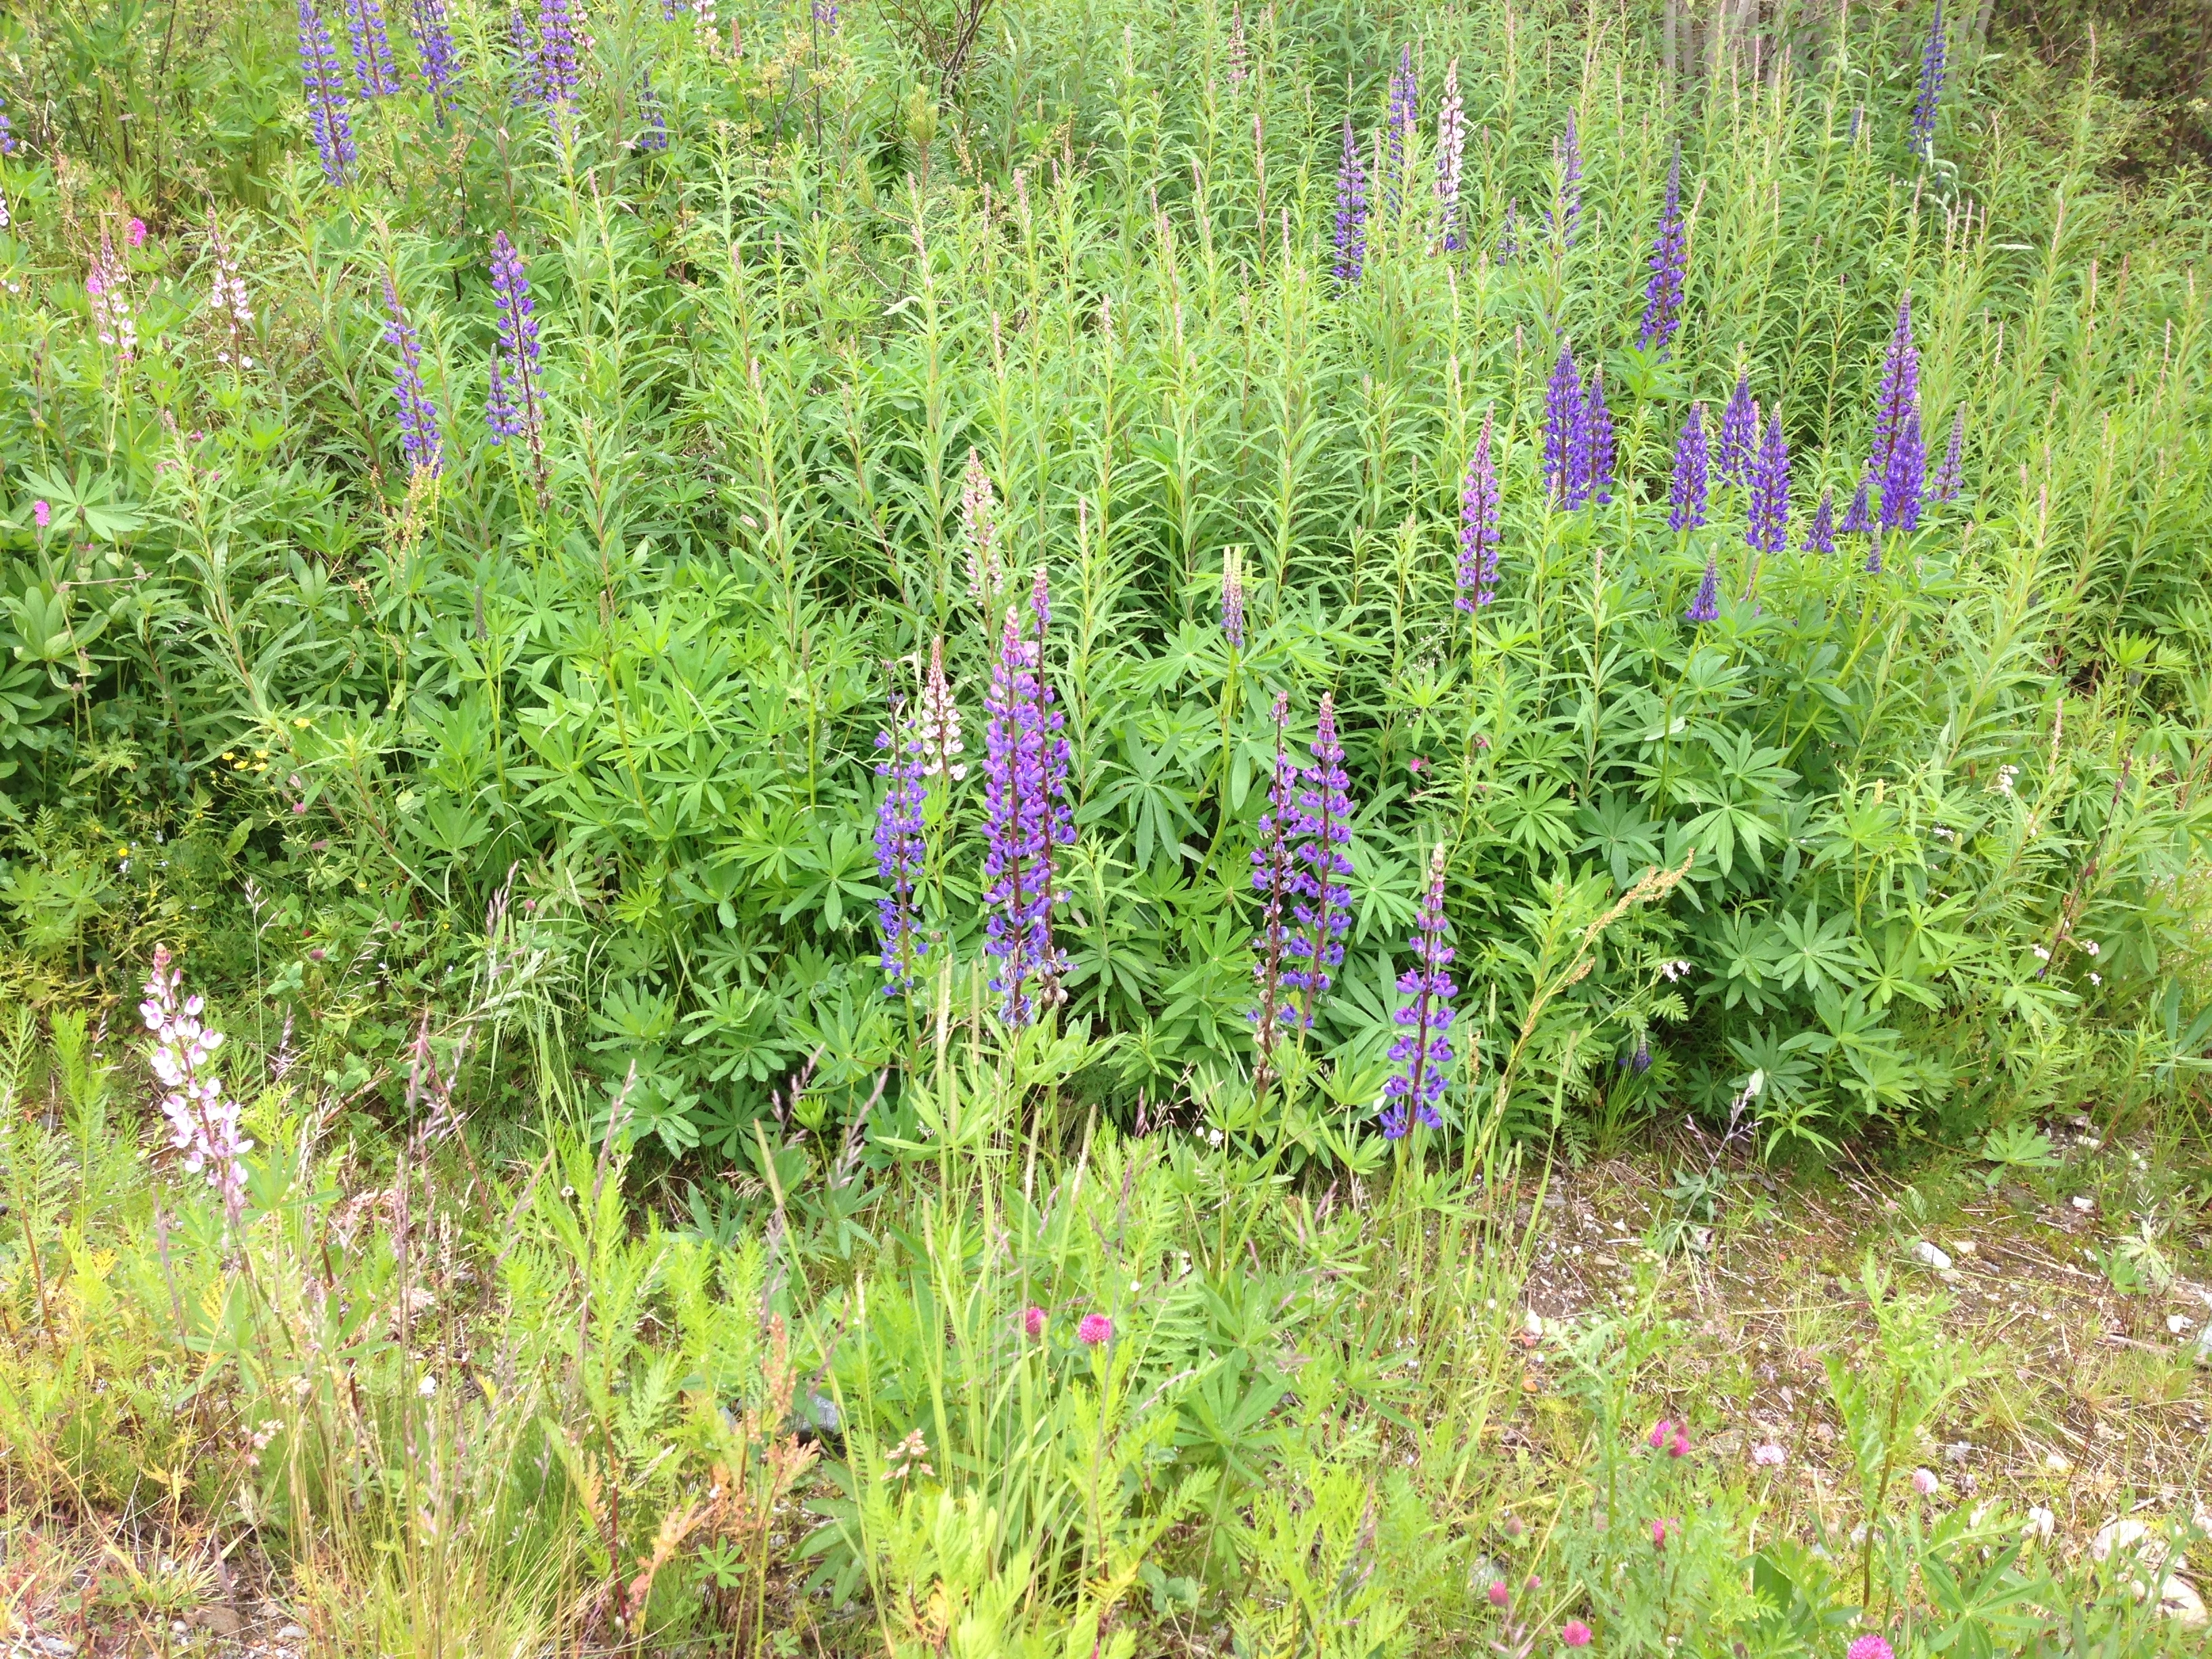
[0,0,2206,1194]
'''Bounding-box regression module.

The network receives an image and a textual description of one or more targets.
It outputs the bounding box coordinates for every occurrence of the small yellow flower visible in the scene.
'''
[293,716,311,728]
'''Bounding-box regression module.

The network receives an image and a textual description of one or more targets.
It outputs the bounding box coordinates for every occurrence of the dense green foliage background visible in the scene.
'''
[1,0,2209,1172]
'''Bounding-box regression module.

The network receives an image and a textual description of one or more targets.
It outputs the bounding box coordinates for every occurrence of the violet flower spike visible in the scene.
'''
[1912,0,1946,151]
[1551,110,1582,246]
[1454,409,1500,613]
[1250,691,1301,1065]
[536,0,581,110]
[1870,293,1925,533]
[1839,472,1874,537]
[812,0,840,35]
[141,945,254,1224]
[982,571,1073,1025]
[1226,6,1248,93]
[1543,343,1582,509]
[1381,844,1456,1139]
[1639,148,1687,354]
[1495,198,1519,264]
[487,232,547,491]
[384,276,444,478]
[1746,408,1789,557]
[874,695,928,992]
[1718,368,1756,486]
[1385,45,1416,220]
[409,0,457,117]
[343,0,401,97]
[1435,58,1465,253]
[1803,488,1836,555]
[1284,691,1354,1027]
[1931,407,1966,502]
[0,92,16,157]
[636,73,669,151]
[1685,556,1721,624]
[1584,366,1615,507]
[298,0,357,186]
[1667,402,1709,532]
[1332,119,1368,286]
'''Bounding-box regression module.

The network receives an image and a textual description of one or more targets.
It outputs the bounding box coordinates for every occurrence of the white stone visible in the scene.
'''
[2160,1578,2209,1628]
[1912,1240,1953,1271]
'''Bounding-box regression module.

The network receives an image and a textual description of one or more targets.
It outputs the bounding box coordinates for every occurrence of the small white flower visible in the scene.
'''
[417,1373,438,1398]
[2024,1505,2056,1541]
[2089,972,2101,985]
[2083,940,2100,956]
[2033,945,2050,961]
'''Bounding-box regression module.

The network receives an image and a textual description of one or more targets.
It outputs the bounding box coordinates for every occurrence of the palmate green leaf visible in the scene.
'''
[779,823,880,931]
[1576,793,1664,886]
[1767,902,1867,998]
[1077,722,1203,872]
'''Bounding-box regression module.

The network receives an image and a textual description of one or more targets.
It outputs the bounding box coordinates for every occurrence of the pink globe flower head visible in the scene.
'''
[1912,1467,1938,1496]
[1847,1638,1893,1659]
[1077,1313,1112,1345]
[1752,1441,1787,1468]
[32,500,50,530]
[1652,1517,1676,1549]
[1022,1305,1046,1338]
[128,217,147,247]
[1562,1620,1593,1649]
[1647,1418,1675,1451]
[1669,1427,1689,1457]
[1487,1580,1510,1608]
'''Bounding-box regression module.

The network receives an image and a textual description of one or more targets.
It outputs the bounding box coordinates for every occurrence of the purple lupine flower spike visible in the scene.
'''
[1931,407,1966,501]
[1435,58,1465,253]
[1544,344,1581,508]
[1496,198,1519,264]
[1870,293,1925,533]
[1803,488,1836,554]
[409,0,457,118]
[983,569,1073,1025]
[813,0,840,33]
[1250,692,1301,1069]
[298,0,357,186]
[1552,110,1582,245]
[343,0,401,96]
[1333,119,1368,286]
[874,695,928,992]
[1639,148,1687,354]
[1746,408,1789,556]
[636,73,669,151]
[1285,691,1354,1027]
[1718,369,1756,485]
[1912,0,1946,150]
[1385,46,1416,220]
[1381,844,1457,1139]
[1685,556,1721,623]
[487,232,548,495]
[384,276,443,478]
[1584,366,1615,506]
[1668,403,1709,532]
[1839,472,1873,537]
[0,91,16,157]
[536,0,581,109]
[1455,409,1500,613]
